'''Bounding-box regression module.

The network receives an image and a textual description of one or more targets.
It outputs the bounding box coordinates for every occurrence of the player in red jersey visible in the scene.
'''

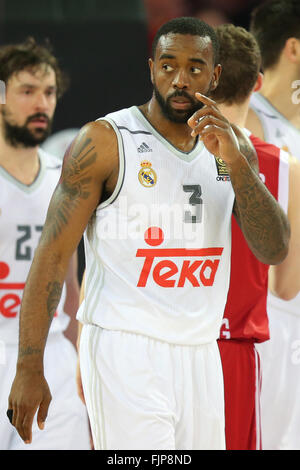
[209,24,300,450]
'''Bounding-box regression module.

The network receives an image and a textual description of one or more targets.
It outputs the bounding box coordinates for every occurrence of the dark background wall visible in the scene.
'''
[0,0,152,133]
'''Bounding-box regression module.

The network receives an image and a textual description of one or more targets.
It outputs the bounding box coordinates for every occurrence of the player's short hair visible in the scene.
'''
[0,37,68,99]
[210,24,261,105]
[250,0,300,70]
[151,16,220,65]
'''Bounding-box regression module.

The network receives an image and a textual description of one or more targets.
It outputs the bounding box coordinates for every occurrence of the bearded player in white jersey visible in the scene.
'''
[0,38,91,450]
[8,18,290,450]
[245,0,300,450]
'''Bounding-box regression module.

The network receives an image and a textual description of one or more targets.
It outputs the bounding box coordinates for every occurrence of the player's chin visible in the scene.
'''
[31,127,51,142]
[170,108,195,124]
[25,134,47,146]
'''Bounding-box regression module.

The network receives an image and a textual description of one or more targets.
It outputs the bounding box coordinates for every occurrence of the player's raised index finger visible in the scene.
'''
[195,92,217,107]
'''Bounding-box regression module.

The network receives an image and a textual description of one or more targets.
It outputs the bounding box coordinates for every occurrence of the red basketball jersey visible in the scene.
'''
[219,133,289,342]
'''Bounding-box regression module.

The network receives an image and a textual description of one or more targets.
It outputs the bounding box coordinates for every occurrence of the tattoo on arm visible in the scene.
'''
[18,346,42,359]
[17,281,63,360]
[232,131,259,224]
[46,136,97,242]
[16,136,100,364]
[237,131,259,174]
[231,159,289,263]
[46,281,62,321]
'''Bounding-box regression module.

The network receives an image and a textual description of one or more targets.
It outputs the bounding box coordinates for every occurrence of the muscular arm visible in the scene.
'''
[268,156,300,299]
[9,120,118,443]
[231,125,290,265]
[188,93,290,266]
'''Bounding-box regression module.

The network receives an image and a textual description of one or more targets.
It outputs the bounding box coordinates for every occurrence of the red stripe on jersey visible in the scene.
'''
[220,134,283,342]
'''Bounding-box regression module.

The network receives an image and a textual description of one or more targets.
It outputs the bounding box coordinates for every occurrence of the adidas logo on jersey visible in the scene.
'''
[137,142,152,153]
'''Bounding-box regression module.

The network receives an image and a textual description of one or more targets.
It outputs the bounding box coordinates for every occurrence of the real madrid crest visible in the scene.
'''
[138,160,157,188]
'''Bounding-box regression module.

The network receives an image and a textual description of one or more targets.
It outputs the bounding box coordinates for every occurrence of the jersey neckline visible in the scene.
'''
[130,105,205,163]
[253,92,300,138]
[0,149,46,194]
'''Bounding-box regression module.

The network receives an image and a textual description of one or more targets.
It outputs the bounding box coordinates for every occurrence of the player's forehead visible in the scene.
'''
[8,65,56,89]
[155,33,214,65]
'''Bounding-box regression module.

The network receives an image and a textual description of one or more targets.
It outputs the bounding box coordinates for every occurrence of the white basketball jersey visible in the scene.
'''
[251,92,300,156]
[251,92,300,318]
[0,149,69,344]
[78,106,235,345]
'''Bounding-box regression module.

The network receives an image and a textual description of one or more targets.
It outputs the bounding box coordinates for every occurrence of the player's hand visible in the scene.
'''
[187,93,241,165]
[7,369,52,444]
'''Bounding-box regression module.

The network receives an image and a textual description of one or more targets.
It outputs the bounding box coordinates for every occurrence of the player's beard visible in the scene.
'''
[153,79,214,124]
[1,108,53,148]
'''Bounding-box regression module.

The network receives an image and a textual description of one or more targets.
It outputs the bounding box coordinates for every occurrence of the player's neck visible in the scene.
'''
[260,66,300,128]
[139,98,198,153]
[0,135,40,185]
[218,102,248,129]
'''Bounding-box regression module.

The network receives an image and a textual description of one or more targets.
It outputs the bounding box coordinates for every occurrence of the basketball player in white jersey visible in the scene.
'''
[0,38,91,450]
[245,0,300,450]
[8,18,290,450]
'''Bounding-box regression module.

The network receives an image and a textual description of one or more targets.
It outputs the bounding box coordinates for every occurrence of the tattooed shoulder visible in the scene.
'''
[44,121,117,243]
[61,132,97,187]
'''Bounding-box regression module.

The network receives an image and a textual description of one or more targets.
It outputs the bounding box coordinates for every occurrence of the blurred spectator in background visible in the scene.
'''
[187,0,263,28]
[144,0,265,39]
[193,7,230,27]
[144,0,188,50]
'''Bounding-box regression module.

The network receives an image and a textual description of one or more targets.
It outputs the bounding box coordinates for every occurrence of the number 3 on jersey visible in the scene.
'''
[183,184,203,223]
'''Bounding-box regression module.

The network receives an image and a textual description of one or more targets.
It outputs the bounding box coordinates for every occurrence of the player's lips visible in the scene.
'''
[28,118,49,128]
[170,97,192,109]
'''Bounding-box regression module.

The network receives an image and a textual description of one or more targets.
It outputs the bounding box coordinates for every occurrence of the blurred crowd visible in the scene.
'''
[144,0,263,48]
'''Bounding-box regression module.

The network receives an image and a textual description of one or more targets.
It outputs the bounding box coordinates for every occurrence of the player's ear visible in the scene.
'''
[211,64,222,91]
[253,72,263,93]
[283,37,300,64]
[149,58,154,84]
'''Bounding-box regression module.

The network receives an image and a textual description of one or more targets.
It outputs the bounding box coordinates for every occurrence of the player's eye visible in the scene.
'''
[191,67,201,74]
[46,89,56,97]
[162,64,174,72]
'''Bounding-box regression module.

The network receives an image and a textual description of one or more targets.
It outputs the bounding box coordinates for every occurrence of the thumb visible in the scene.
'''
[37,392,51,430]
